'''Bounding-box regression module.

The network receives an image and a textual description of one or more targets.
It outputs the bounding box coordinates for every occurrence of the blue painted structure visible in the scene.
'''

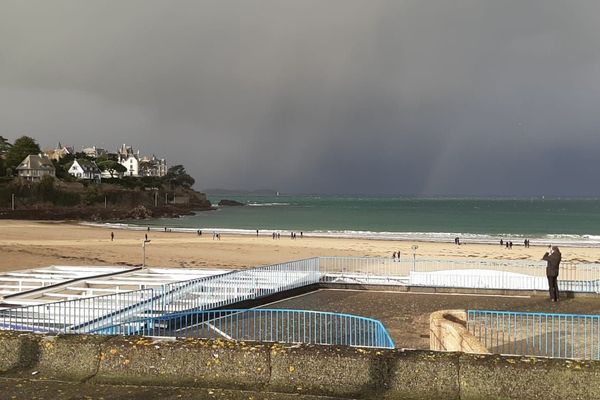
[468,310,600,360]
[93,308,395,349]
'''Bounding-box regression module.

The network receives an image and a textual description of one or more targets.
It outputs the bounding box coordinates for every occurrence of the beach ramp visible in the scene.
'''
[0,259,320,334]
[83,259,320,333]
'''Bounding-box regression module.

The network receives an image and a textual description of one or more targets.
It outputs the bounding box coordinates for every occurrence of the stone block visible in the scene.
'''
[269,345,460,400]
[0,331,40,373]
[268,344,379,398]
[459,353,600,400]
[384,350,460,400]
[37,334,109,381]
[94,336,271,389]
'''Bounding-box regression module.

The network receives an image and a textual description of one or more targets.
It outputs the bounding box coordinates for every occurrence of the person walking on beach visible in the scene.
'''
[145,233,148,241]
[500,239,503,247]
[543,246,562,302]
[110,232,114,241]
[392,252,396,260]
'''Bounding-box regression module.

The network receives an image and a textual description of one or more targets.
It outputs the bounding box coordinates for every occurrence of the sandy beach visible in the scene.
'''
[0,220,598,272]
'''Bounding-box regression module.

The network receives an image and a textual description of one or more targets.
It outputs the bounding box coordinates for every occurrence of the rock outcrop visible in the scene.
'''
[218,199,245,206]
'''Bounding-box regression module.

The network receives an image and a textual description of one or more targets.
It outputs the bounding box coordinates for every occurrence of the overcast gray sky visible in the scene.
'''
[2,0,600,196]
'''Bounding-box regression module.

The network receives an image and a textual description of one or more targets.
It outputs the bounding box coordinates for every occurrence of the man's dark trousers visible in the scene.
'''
[547,276,559,301]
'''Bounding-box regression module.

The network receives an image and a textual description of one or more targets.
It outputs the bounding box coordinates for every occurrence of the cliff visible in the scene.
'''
[0,179,213,221]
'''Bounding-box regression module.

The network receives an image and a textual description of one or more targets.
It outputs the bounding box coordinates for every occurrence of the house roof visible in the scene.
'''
[16,155,55,171]
[70,159,101,173]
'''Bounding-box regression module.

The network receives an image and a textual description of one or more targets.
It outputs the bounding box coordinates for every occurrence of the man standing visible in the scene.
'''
[543,246,562,302]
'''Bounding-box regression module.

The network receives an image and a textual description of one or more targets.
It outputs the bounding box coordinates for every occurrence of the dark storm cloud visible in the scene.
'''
[2,0,600,196]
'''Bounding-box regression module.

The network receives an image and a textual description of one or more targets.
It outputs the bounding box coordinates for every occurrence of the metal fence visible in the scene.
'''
[319,256,409,277]
[157,257,320,315]
[2,256,600,339]
[0,288,156,333]
[468,310,600,360]
[321,256,600,293]
[93,308,395,349]
[320,256,552,277]
[0,258,320,334]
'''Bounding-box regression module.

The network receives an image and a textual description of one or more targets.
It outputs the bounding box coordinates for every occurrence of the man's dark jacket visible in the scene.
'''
[543,252,561,277]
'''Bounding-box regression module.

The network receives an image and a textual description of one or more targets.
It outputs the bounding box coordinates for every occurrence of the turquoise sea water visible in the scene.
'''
[119,196,600,246]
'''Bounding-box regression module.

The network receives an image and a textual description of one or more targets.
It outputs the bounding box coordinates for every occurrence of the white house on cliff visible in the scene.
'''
[16,155,56,181]
[117,144,167,177]
[118,144,139,177]
[68,159,102,181]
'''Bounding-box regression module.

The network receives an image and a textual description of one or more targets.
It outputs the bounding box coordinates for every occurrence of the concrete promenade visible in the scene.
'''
[1,330,600,399]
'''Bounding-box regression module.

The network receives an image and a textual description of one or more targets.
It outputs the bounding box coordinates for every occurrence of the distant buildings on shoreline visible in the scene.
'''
[17,143,168,182]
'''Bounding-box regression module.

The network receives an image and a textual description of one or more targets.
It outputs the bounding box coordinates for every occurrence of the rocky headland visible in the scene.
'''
[0,180,213,221]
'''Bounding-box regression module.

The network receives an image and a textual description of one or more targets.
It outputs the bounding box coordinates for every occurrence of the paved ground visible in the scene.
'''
[0,378,350,400]
[262,288,600,349]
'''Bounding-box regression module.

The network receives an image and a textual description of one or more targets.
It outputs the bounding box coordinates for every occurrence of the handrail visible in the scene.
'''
[467,309,600,360]
[92,308,395,349]
[3,256,600,336]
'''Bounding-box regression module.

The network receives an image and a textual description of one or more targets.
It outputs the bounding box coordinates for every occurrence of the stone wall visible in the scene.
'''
[1,330,600,399]
[430,309,489,354]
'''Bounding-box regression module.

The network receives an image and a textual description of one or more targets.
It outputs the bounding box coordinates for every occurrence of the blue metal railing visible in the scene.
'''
[2,256,600,345]
[467,310,600,360]
[91,308,395,349]
[0,258,320,334]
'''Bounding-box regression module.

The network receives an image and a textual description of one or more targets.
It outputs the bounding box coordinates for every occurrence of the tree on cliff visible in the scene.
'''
[5,136,41,173]
[96,153,118,163]
[97,160,127,178]
[0,136,11,157]
[36,175,56,201]
[164,164,195,189]
[0,136,11,176]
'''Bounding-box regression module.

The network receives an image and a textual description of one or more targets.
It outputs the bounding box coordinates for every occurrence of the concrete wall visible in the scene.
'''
[321,282,598,298]
[430,309,489,354]
[1,330,600,399]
